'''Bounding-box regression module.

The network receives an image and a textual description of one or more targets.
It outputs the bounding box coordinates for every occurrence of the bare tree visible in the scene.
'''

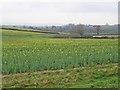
[93,25,101,35]
[74,24,85,36]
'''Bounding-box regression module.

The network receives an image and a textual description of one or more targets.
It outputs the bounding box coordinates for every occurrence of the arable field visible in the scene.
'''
[2,30,118,88]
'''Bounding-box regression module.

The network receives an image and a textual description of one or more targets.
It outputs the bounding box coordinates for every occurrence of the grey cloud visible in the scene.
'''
[5,2,117,14]
[53,2,117,14]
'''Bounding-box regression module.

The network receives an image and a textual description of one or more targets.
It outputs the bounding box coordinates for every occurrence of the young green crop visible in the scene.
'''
[2,30,118,74]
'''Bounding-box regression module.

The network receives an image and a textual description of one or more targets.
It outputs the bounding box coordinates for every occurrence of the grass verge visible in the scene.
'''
[2,63,118,88]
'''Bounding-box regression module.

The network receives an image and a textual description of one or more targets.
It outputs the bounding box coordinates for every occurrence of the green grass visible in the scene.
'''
[2,30,57,38]
[1,26,34,31]
[3,63,118,88]
[2,30,118,74]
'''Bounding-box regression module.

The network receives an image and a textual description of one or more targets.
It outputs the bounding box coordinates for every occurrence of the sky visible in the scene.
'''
[0,0,119,26]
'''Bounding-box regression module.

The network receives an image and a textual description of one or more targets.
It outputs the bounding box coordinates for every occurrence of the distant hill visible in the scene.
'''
[1,24,118,36]
[84,24,118,35]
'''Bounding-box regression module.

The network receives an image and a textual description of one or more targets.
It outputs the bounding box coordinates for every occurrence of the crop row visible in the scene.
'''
[2,31,118,74]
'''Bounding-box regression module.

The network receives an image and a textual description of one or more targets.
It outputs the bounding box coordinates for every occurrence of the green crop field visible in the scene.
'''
[2,29,118,88]
[2,30,118,74]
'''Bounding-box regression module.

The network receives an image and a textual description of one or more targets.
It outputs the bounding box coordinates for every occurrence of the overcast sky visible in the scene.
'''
[0,0,118,26]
